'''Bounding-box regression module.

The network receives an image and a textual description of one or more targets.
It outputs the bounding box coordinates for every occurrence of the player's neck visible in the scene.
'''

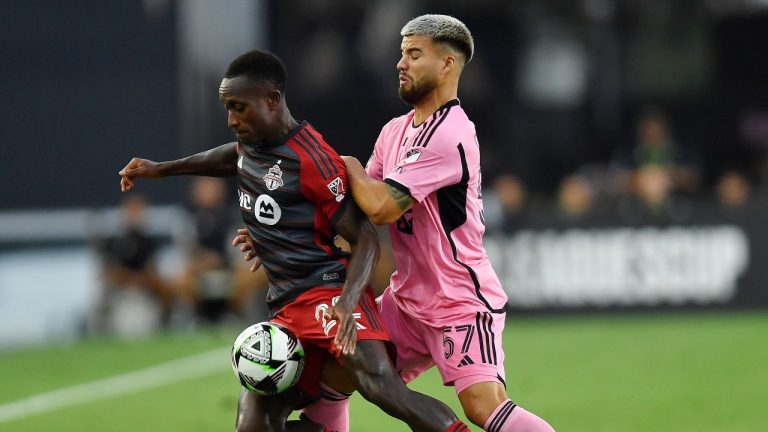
[250,110,299,148]
[412,85,458,126]
[271,109,299,140]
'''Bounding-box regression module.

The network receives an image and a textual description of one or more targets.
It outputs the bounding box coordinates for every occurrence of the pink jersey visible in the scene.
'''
[366,99,508,327]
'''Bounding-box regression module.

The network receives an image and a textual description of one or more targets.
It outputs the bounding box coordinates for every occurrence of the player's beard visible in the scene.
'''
[399,75,438,105]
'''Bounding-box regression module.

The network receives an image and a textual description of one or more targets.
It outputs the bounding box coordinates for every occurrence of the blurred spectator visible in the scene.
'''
[483,174,529,234]
[93,194,170,337]
[632,165,673,211]
[630,109,701,193]
[612,109,700,222]
[174,177,238,323]
[229,252,270,324]
[716,170,751,208]
[557,174,594,221]
[617,164,694,223]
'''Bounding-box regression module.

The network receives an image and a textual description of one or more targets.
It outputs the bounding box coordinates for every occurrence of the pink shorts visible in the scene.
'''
[377,287,507,394]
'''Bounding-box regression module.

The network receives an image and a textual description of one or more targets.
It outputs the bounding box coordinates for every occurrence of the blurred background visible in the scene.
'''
[1,1,767,431]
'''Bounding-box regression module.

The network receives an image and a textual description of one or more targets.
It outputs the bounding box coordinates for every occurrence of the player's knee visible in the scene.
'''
[353,368,404,410]
[344,341,405,408]
[462,402,493,427]
[353,370,387,402]
[344,353,389,396]
[458,383,508,426]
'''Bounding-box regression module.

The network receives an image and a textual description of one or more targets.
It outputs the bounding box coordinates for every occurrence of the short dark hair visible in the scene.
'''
[401,15,474,64]
[225,49,287,92]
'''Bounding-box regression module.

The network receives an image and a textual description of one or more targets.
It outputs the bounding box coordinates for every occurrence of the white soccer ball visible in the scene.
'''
[231,322,305,395]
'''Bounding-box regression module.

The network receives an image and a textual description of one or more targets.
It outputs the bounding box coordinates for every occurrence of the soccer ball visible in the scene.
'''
[231,322,305,396]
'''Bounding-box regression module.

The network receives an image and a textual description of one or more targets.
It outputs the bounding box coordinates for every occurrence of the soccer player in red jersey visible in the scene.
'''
[119,49,470,432]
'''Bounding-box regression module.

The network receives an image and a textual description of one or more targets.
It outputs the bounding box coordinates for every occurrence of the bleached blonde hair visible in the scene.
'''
[400,14,474,63]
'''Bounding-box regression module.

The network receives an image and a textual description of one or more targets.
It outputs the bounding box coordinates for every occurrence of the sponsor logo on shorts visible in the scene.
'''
[457,355,475,368]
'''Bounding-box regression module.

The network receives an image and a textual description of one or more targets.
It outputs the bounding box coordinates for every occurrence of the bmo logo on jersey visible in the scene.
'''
[254,194,282,225]
[240,191,282,225]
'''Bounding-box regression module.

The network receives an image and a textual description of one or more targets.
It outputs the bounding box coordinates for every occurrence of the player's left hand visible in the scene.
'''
[231,228,262,272]
[324,304,357,356]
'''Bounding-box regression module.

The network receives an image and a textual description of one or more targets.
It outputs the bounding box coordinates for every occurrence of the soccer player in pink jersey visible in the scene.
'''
[235,15,555,432]
[338,14,556,432]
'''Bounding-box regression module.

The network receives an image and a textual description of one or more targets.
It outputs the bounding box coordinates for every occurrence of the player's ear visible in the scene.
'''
[442,54,456,75]
[267,90,282,109]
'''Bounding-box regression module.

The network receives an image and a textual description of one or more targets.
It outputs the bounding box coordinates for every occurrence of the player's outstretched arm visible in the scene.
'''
[325,201,380,356]
[119,142,238,191]
[341,156,415,225]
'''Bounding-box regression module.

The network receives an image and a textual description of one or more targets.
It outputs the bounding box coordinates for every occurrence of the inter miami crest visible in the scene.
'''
[263,165,284,191]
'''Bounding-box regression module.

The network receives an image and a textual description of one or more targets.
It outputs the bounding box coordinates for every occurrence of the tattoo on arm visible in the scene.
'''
[386,184,415,211]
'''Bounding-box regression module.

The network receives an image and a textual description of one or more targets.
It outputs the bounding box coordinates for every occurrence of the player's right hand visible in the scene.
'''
[118,158,162,192]
[323,303,358,356]
[232,228,263,272]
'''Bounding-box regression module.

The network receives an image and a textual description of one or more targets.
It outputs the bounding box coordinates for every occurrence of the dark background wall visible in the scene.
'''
[0,1,179,209]
[2,0,767,209]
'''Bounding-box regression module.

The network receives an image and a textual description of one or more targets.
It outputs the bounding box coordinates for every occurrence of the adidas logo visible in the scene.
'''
[457,355,474,368]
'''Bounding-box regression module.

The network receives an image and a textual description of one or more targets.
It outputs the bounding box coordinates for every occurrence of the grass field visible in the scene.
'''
[0,312,766,431]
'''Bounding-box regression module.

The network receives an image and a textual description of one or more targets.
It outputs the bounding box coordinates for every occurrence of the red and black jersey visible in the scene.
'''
[236,121,351,313]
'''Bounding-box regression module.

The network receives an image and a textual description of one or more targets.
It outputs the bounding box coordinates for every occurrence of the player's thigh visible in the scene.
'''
[376,288,434,382]
[428,310,507,391]
[320,357,355,394]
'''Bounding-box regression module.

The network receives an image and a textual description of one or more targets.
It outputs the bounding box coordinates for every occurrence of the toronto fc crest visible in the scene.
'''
[263,165,284,191]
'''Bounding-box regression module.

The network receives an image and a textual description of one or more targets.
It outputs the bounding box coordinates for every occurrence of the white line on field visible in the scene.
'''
[0,347,229,424]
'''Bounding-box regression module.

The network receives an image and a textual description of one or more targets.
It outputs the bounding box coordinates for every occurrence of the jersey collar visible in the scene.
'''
[410,99,460,128]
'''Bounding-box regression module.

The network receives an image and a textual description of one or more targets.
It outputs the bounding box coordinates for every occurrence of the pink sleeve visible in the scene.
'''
[365,128,386,181]
[384,140,464,203]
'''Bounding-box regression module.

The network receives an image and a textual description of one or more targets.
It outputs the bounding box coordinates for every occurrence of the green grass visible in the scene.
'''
[0,312,766,431]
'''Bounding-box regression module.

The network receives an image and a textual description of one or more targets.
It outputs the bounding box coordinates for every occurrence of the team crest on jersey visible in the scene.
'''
[405,148,422,163]
[263,165,284,191]
[327,177,346,202]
